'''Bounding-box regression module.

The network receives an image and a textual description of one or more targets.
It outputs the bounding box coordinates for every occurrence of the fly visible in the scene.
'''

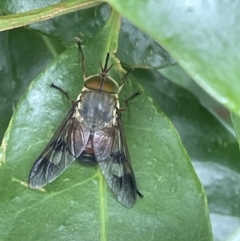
[29,41,143,208]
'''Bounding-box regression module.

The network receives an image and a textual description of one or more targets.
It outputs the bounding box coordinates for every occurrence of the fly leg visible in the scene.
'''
[118,68,134,92]
[51,38,85,105]
[118,67,141,110]
[75,37,87,79]
[50,83,75,105]
[124,91,141,110]
[118,91,141,112]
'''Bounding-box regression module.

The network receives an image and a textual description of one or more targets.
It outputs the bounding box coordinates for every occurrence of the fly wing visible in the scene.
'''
[29,103,90,189]
[93,112,139,208]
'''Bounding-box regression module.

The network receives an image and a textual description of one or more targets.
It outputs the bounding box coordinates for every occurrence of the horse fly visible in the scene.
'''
[29,41,142,208]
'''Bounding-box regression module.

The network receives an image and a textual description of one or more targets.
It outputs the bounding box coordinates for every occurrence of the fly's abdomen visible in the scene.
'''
[79,91,117,131]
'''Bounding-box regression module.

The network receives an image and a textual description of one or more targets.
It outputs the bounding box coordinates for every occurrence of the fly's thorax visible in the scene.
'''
[77,90,119,131]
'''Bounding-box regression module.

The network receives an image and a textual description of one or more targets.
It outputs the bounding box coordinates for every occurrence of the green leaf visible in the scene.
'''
[0,0,101,31]
[29,4,111,46]
[106,0,240,114]
[0,0,61,12]
[159,64,234,134]
[136,68,240,241]
[231,113,240,148]
[0,10,211,241]
[26,3,172,69]
[226,227,240,241]
[0,27,64,143]
[0,1,174,70]
[116,18,175,69]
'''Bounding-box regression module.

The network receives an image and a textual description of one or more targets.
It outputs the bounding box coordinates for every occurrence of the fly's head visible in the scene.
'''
[84,75,119,94]
[84,53,121,95]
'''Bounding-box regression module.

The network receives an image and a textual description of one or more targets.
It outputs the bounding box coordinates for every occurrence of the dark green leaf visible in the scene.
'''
[0,0,61,13]
[0,0,102,31]
[0,27,63,143]
[106,0,240,114]
[0,11,211,241]
[29,4,111,46]
[117,18,175,69]
[135,68,240,241]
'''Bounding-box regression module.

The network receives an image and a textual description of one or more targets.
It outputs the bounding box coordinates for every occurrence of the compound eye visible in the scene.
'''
[84,75,119,94]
